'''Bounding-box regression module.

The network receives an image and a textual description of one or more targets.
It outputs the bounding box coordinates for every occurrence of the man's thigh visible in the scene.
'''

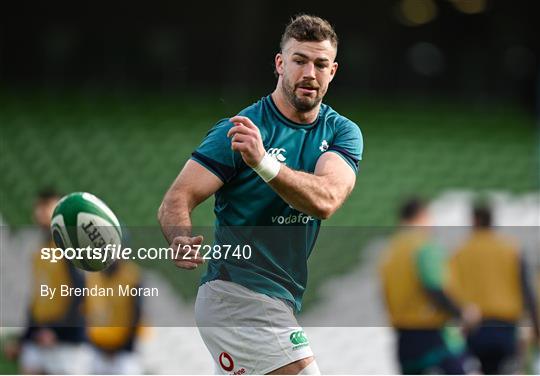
[195,280,314,374]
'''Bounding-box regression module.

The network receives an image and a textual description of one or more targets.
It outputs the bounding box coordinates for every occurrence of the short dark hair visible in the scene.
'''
[473,204,492,228]
[36,187,61,201]
[399,197,426,222]
[280,14,338,51]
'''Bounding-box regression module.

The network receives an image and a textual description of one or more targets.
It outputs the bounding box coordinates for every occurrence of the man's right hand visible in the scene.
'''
[171,235,205,269]
[461,304,481,333]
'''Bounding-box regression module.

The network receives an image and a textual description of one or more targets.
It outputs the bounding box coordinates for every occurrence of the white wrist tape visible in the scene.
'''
[253,153,281,182]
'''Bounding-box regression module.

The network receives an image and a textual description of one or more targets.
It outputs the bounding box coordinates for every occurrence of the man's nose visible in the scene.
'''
[302,62,316,79]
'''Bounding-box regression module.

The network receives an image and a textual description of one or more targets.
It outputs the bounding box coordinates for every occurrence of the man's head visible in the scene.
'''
[275,15,339,113]
[399,197,431,226]
[472,203,492,228]
[34,188,61,229]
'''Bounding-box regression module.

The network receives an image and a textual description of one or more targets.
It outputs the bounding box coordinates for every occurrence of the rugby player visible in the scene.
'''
[451,204,540,374]
[380,198,480,374]
[19,189,91,374]
[159,14,363,374]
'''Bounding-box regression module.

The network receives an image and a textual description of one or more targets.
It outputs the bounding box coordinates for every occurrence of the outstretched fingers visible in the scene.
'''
[229,116,257,130]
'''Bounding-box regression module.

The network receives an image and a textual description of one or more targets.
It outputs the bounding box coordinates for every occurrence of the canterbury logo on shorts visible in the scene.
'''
[289,330,309,350]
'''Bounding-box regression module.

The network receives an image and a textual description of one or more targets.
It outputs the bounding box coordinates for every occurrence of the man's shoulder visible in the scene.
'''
[236,96,268,122]
[320,103,360,132]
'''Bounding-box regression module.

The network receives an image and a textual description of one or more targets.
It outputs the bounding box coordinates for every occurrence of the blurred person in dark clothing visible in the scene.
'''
[19,188,91,374]
[380,198,480,374]
[85,260,144,374]
[451,204,540,374]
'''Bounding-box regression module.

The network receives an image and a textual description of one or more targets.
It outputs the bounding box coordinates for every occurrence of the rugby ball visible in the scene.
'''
[50,192,121,271]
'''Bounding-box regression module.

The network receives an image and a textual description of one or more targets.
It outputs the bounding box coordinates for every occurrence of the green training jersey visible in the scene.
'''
[191,95,363,311]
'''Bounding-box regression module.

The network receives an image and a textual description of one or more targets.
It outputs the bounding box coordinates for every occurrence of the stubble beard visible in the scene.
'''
[282,77,323,113]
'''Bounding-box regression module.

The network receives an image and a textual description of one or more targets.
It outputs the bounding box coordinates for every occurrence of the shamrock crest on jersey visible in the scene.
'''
[319,140,329,152]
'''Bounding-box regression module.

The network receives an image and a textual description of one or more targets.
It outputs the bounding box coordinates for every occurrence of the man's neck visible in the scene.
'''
[271,89,320,124]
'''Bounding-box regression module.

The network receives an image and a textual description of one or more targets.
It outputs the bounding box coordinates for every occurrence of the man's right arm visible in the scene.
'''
[158,159,223,269]
[417,244,481,330]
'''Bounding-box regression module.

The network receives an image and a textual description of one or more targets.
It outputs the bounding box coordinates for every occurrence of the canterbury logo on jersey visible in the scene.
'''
[267,147,286,162]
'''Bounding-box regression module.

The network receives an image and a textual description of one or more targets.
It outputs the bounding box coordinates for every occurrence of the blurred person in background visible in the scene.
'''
[535,269,540,373]
[380,198,480,374]
[19,188,91,374]
[85,260,144,374]
[524,268,540,373]
[450,204,540,374]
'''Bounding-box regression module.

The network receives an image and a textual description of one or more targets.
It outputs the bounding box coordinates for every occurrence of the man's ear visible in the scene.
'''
[329,61,338,82]
[275,53,284,76]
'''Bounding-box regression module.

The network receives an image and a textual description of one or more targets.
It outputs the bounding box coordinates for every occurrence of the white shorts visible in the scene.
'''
[195,280,313,375]
[20,342,93,374]
[91,348,143,374]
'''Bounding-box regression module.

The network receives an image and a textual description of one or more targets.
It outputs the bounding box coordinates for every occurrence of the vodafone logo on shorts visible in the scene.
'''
[218,352,246,374]
[219,352,234,372]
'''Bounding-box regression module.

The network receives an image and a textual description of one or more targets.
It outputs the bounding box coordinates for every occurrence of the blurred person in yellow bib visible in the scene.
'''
[380,198,480,374]
[450,204,539,374]
[85,259,144,374]
[19,188,92,374]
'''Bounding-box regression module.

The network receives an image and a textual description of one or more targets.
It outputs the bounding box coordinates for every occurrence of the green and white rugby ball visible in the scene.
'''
[51,192,121,271]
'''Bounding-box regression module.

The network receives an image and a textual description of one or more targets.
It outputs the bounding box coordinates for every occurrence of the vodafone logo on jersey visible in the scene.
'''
[267,147,287,162]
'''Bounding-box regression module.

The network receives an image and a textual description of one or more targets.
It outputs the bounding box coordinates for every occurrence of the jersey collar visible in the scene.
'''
[266,95,324,130]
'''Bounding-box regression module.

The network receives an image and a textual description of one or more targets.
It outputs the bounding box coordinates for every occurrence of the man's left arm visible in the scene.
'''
[268,153,355,219]
[227,115,359,219]
[417,244,461,317]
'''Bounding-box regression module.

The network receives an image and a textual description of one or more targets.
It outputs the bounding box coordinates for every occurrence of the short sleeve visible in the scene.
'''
[191,119,239,183]
[327,120,363,174]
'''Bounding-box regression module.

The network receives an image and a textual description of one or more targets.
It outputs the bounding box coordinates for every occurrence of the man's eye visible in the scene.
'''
[295,60,305,65]
[317,64,328,70]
